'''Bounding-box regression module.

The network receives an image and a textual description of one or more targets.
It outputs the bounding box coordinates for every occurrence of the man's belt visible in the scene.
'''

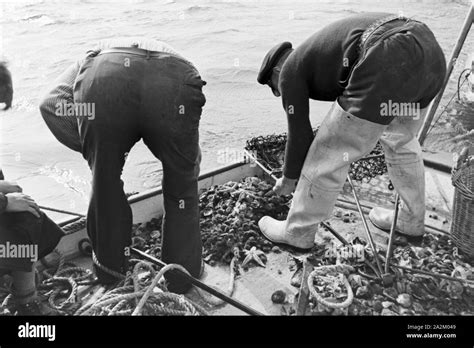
[98,47,171,58]
[85,46,195,68]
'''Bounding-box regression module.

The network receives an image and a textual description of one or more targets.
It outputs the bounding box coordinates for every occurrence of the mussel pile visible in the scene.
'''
[199,177,291,263]
[131,218,163,259]
[130,177,291,264]
[245,133,287,176]
[307,233,474,316]
[245,131,387,182]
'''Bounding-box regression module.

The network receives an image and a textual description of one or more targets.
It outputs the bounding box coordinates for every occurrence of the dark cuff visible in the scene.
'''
[283,164,301,180]
[0,193,8,214]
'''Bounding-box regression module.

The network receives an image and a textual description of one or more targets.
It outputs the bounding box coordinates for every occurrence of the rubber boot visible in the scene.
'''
[259,101,387,249]
[369,109,427,237]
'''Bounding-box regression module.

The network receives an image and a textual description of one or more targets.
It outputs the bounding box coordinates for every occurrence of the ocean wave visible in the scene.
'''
[9,96,37,113]
[209,28,240,35]
[205,66,256,74]
[19,14,65,26]
[185,5,213,13]
[36,164,91,199]
[210,0,251,9]
[9,0,44,9]
[203,67,257,83]
[310,8,360,16]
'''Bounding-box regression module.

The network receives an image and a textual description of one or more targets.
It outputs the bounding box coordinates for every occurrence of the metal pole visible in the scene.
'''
[346,175,384,276]
[321,221,348,245]
[385,4,474,272]
[418,4,474,143]
[130,247,264,316]
[321,221,381,279]
[391,264,474,287]
[384,197,400,275]
[39,205,86,218]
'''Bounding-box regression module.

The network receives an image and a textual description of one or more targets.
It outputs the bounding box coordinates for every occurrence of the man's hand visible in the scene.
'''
[273,176,298,196]
[0,181,22,194]
[5,193,40,218]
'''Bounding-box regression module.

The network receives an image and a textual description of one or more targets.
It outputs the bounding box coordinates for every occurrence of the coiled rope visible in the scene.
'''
[2,249,209,316]
[39,250,97,313]
[76,258,209,316]
[307,264,355,310]
[0,250,97,315]
[91,250,127,280]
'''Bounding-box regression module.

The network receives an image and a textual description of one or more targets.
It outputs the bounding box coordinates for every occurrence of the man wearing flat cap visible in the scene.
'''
[257,12,446,249]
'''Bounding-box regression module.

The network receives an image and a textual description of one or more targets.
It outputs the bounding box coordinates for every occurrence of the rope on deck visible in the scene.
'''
[76,259,209,316]
[91,251,127,281]
[1,250,209,316]
[307,264,355,310]
[0,250,97,314]
[39,250,97,313]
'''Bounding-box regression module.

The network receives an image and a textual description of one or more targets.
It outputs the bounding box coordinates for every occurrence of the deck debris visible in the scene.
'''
[198,177,291,264]
[242,247,267,268]
[271,290,287,304]
[130,177,293,267]
[80,176,474,316]
[304,232,474,316]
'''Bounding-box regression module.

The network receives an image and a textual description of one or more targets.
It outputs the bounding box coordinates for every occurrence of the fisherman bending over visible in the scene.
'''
[40,38,206,293]
[257,13,446,249]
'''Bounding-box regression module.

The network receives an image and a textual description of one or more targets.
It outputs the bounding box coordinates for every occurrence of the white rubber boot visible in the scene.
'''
[259,215,315,250]
[369,109,427,237]
[259,101,387,249]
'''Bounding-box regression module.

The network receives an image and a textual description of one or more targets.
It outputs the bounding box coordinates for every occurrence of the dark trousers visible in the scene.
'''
[0,169,64,273]
[0,212,64,273]
[73,51,206,292]
[339,18,446,125]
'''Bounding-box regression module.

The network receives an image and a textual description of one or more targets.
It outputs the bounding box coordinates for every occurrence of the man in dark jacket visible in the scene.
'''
[257,13,446,249]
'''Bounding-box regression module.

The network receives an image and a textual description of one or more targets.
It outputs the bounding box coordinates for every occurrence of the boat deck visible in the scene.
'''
[57,162,457,316]
[188,165,455,315]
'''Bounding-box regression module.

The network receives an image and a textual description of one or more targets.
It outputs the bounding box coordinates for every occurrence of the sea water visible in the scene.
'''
[0,0,472,220]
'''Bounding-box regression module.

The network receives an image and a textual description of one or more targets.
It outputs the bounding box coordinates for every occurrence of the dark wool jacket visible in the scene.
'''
[279,12,391,179]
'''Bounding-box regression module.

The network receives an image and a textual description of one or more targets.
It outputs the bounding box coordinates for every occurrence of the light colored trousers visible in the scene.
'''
[284,101,426,242]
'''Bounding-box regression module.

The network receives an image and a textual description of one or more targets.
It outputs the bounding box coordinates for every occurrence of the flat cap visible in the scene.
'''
[257,42,292,85]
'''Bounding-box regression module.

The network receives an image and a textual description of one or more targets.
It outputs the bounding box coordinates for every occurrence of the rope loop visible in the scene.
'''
[307,264,355,310]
